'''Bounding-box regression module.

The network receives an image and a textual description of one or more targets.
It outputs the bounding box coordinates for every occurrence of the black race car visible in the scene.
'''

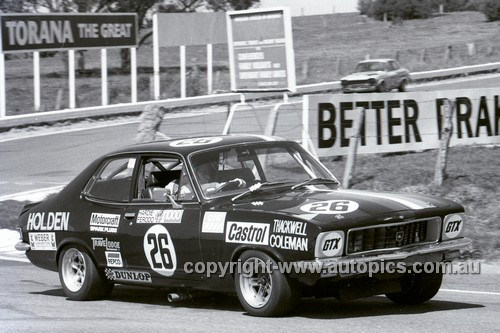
[16,134,471,316]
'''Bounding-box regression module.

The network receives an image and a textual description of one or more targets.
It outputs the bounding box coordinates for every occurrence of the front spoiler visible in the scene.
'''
[296,237,472,281]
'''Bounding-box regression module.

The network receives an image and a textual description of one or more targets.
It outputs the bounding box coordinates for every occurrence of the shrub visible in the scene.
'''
[357,0,374,16]
[480,0,500,21]
[367,0,435,21]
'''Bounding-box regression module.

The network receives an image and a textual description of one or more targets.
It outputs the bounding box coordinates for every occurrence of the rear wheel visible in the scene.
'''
[235,250,299,316]
[385,270,443,305]
[59,246,113,301]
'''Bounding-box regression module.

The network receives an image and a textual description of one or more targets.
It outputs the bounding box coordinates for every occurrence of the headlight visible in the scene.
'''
[17,227,23,240]
[341,80,347,86]
[368,78,376,84]
[315,231,344,258]
[442,213,465,240]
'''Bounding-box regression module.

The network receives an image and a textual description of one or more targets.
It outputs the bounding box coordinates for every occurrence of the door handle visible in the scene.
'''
[124,212,136,219]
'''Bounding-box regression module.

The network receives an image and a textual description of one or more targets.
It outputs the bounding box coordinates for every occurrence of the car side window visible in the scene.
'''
[389,61,400,71]
[86,157,136,202]
[136,157,195,202]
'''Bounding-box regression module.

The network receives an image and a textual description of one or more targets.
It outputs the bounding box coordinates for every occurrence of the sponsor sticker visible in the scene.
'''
[27,212,70,231]
[169,137,223,147]
[137,210,183,224]
[105,269,152,283]
[443,214,463,239]
[29,232,56,251]
[202,212,226,233]
[144,225,177,277]
[91,237,120,251]
[105,251,123,267]
[89,213,120,233]
[317,231,344,257]
[270,219,308,251]
[300,200,359,215]
[225,221,270,245]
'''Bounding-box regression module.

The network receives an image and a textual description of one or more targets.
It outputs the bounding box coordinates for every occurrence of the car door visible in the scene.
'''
[82,156,139,270]
[118,154,204,285]
[389,60,404,88]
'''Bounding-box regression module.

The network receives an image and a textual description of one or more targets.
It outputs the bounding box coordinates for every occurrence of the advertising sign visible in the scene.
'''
[156,13,226,47]
[304,89,500,157]
[0,13,137,53]
[226,8,296,92]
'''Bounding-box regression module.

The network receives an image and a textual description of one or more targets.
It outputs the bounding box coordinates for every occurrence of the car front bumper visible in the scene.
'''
[342,84,379,93]
[294,237,472,283]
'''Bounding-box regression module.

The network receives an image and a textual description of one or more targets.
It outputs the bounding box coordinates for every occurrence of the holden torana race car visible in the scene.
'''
[16,134,471,316]
[340,58,411,93]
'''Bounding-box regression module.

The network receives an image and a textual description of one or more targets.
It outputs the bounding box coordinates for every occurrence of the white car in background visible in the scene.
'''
[340,59,411,93]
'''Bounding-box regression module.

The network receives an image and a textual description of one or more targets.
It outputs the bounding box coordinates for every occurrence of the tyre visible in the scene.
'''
[58,246,114,301]
[385,270,443,305]
[398,79,407,92]
[235,250,299,317]
[377,81,387,92]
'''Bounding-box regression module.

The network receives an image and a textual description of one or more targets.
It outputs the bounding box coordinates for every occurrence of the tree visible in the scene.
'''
[367,0,435,21]
[357,0,374,16]
[480,0,500,21]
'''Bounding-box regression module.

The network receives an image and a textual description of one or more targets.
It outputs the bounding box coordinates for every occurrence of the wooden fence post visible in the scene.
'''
[434,99,454,186]
[342,107,365,188]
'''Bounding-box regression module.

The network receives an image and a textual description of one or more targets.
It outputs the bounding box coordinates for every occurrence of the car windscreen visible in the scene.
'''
[189,142,336,198]
[356,61,386,72]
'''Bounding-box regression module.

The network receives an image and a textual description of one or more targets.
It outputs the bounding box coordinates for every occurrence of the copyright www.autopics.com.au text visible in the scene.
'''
[183,260,481,278]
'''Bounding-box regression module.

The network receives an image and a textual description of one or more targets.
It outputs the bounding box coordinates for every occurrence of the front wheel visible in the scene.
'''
[377,81,387,92]
[235,250,299,316]
[385,270,443,305]
[59,246,114,301]
[398,79,407,92]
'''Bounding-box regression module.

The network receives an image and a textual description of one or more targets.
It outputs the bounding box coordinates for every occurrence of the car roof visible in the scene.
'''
[106,134,284,157]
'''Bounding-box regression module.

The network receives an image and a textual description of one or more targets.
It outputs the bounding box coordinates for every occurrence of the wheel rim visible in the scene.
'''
[239,257,272,309]
[61,248,86,292]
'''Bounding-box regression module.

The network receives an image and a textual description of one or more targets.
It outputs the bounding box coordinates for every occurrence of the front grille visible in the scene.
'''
[347,220,428,254]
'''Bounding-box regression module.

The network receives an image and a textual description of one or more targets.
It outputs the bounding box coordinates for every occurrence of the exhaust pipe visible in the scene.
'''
[167,292,192,303]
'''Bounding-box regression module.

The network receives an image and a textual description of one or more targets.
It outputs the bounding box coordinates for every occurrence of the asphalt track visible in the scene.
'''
[1,259,499,332]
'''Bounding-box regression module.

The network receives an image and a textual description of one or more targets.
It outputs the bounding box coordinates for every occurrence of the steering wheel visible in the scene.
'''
[214,178,246,193]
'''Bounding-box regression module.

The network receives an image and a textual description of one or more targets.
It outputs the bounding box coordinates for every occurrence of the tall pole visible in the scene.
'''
[207,44,213,94]
[33,51,41,112]
[153,13,160,100]
[180,45,186,98]
[130,47,137,103]
[101,49,108,106]
[68,50,76,109]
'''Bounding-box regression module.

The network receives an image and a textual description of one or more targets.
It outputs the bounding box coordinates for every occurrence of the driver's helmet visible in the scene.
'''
[194,158,219,185]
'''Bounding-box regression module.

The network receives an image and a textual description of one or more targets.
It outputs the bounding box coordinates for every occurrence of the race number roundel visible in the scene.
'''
[143,225,177,277]
[169,137,223,147]
[300,200,359,215]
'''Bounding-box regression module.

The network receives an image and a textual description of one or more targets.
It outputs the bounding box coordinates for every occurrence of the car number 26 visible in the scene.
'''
[301,200,359,215]
[143,225,177,277]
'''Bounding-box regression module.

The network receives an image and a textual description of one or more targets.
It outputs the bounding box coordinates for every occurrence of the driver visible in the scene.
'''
[195,159,246,196]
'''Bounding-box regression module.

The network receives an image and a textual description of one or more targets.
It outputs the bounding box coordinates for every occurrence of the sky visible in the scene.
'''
[259,0,359,16]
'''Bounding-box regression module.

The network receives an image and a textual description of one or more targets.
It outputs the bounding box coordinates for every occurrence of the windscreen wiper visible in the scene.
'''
[291,178,339,191]
[231,182,287,203]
